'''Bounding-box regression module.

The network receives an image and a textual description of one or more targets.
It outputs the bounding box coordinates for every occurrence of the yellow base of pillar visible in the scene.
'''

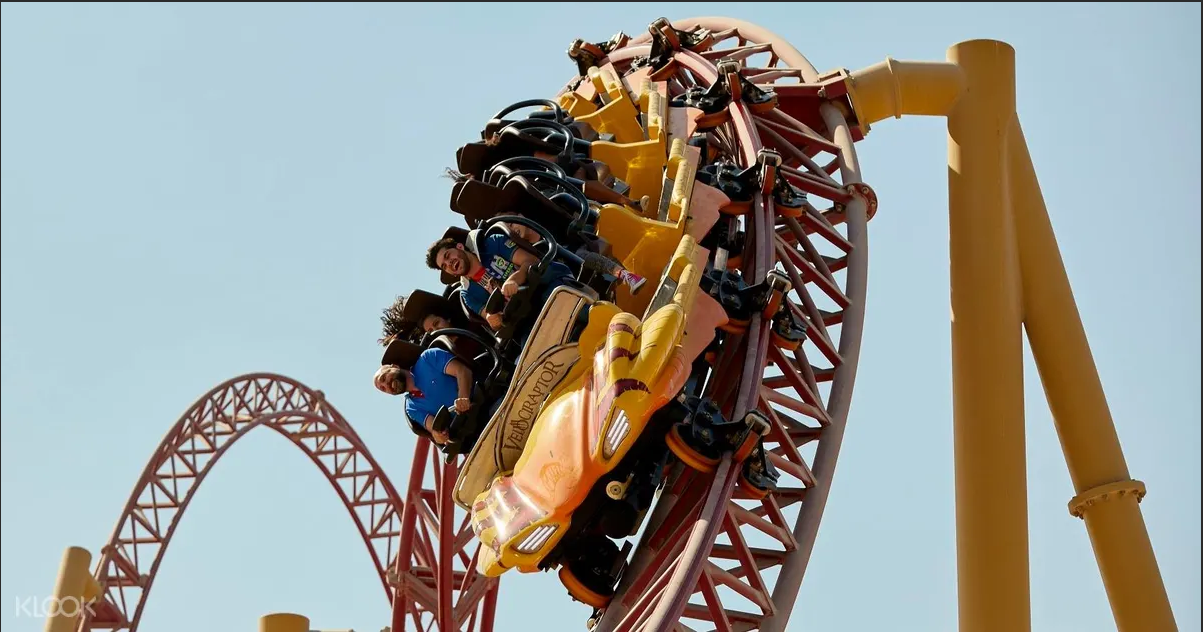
[45,546,94,632]
[260,612,310,632]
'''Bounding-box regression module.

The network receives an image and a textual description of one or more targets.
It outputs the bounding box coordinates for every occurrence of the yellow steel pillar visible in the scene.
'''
[946,39,1030,632]
[1007,117,1178,632]
[45,546,98,632]
[259,612,310,632]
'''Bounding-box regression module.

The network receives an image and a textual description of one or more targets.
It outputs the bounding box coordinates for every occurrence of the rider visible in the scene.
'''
[373,346,474,445]
[426,227,576,332]
[378,294,457,345]
[441,168,647,295]
[499,215,646,294]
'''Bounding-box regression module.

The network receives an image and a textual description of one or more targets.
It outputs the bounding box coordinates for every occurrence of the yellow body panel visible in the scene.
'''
[468,58,715,581]
[574,66,645,144]
[591,140,665,203]
[597,137,701,317]
[471,237,703,577]
[558,91,598,118]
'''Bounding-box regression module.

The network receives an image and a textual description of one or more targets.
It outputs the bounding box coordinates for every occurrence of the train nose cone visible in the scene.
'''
[476,543,504,577]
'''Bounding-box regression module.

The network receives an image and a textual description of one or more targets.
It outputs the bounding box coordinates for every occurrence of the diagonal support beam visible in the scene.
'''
[1008,115,1177,632]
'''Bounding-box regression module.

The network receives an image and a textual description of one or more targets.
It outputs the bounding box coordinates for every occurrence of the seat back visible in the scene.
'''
[426,333,493,380]
[381,338,423,369]
[454,128,566,180]
[448,175,578,241]
[397,289,487,342]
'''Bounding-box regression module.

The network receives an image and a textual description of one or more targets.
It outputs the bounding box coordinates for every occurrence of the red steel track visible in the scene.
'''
[583,18,872,632]
[78,374,407,630]
[79,16,871,632]
[389,441,499,632]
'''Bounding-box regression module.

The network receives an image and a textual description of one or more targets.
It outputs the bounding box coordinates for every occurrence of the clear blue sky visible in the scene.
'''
[2,3,1198,631]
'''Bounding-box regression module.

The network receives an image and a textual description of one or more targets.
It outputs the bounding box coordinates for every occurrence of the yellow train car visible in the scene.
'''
[438,64,793,609]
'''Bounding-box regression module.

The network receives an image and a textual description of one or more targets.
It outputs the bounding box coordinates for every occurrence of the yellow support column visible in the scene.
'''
[45,546,95,632]
[946,39,1030,632]
[260,612,310,632]
[1007,117,1178,632]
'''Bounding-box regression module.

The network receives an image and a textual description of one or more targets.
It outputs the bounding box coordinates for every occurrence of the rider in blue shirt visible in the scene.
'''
[427,231,574,331]
[373,346,474,444]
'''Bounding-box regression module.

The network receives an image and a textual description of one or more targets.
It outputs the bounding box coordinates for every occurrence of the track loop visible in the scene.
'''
[571,18,870,632]
[79,374,406,631]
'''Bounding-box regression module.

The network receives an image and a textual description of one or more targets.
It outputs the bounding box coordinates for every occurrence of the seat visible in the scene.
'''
[395,289,492,351]
[482,98,579,137]
[481,99,601,144]
[482,156,569,185]
[462,217,611,361]
[452,284,596,510]
[457,120,582,180]
[457,112,609,185]
[444,284,498,343]
[449,176,584,241]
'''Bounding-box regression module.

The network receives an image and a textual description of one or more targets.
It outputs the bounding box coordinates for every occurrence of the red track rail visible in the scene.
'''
[389,442,499,632]
[583,18,872,632]
[78,374,407,631]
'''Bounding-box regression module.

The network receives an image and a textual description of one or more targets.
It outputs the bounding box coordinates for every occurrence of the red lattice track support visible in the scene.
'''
[389,441,499,632]
[78,373,408,631]
[577,17,873,632]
